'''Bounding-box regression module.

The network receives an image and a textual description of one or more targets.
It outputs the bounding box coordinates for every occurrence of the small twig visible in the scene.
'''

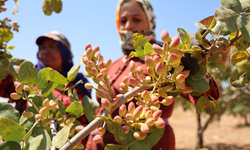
[50,109,58,150]
[60,85,150,150]
[232,44,250,56]
[25,98,40,113]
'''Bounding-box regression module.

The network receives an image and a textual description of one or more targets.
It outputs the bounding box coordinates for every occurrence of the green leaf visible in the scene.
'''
[240,0,250,11]
[191,46,202,51]
[19,107,37,130]
[67,79,83,91]
[208,52,222,62]
[208,100,224,112]
[65,101,84,118]
[196,96,207,114]
[215,6,241,32]
[98,116,127,143]
[23,121,39,144]
[218,37,229,44]
[127,127,165,150]
[185,77,210,93]
[18,61,38,85]
[133,33,149,60]
[24,134,43,150]
[0,141,21,150]
[53,126,70,149]
[220,0,242,12]
[0,102,20,123]
[7,46,15,50]
[32,127,52,150]
[195,30,202,41]
[177,41,185,50]
[52,0,62,13]
[67,60,82,82]
[190,51,203,59]
[190,91,202,97]
[208,62,225,70]
[190,66,207,81]
[129,51,138,58]
[0,63,7,82]
[0,28,13,43]
[8,63,18,81]
[144,43,153,56]
[105,144,127,150]
[230,63,250,87]
[10,57,25,66]
[83,106,95,122]
[241,12,250,41]
[195,22,208,29]
[49,69,68,84]
[82,95,99,112]
[27,94,43,108]
[56,99,66,115]
[42,0,53,16]
[56,84,65,91]
[69,89,79,102]
[211,21,231,35]
[177,27,191,50]
[208,18,216,30]
[243,70,250,85]
[35,68,51,90]
[231,51,248,66]
[41,81,58,97]
[3,50,13,59]
[0,117,26,143]
[46,91,56,101]
[229,32,250,50]
[0,57,10,68]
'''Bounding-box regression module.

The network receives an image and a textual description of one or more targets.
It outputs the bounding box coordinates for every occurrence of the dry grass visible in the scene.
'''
[169,105,250,150]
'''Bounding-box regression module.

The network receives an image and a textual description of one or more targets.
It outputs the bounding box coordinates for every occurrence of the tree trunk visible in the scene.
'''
[243,113,249,126]
[196,113,203,149]
[196,113,215,149]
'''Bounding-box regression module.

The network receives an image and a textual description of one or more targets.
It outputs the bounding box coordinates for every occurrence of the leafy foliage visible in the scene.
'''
[1,0,250,150]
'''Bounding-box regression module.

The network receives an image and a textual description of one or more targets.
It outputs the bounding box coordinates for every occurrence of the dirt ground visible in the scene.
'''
[169,105,250,150]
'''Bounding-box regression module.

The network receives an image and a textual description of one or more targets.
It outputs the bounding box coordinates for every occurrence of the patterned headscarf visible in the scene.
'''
[116,0,156,55]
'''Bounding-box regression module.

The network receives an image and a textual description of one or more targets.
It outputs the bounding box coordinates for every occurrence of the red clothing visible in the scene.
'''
[1,70,90,145]
[85,55,220,150]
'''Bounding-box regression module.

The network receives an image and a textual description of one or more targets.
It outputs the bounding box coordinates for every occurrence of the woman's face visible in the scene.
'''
[119,1,149,31]
[38,38,63,71]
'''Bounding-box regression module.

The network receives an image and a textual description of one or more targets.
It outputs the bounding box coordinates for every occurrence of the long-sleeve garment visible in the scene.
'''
[0,69,91,146]
[85,55,220,150]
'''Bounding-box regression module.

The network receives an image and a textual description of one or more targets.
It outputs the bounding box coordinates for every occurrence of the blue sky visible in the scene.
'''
[2,0,223,103]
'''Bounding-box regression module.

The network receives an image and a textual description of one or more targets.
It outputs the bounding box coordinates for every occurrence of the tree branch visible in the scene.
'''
[202,113,215,133]
[224,90,245,106]
[60,85,150,150]
[50,109,58,150]
[198,32,243,66]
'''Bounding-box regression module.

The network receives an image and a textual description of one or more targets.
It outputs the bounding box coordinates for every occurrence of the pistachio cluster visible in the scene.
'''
[83,29,194,142]
[10,81,31,100]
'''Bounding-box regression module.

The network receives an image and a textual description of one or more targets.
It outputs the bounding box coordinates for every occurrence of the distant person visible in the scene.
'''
[85,0,220,150]
[0,31,92,125]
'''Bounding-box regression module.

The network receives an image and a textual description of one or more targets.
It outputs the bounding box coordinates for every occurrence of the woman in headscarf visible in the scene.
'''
[34,31,92,106]
[1,30,92,124]
[85,0,220,150]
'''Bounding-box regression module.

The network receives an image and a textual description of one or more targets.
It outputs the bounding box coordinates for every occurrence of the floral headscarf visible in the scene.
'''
[116,0,156,55]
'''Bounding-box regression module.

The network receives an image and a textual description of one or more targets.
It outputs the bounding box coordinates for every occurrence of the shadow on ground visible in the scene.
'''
[177,143,250,150]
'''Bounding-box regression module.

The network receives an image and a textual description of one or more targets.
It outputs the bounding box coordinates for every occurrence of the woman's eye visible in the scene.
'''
[120,19,127,24]
[133,18,141,23]
[39,46,45,51]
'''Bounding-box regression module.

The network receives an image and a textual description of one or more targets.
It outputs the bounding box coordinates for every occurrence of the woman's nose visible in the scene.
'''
[124,20,133,30]
[39,48,51,55]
